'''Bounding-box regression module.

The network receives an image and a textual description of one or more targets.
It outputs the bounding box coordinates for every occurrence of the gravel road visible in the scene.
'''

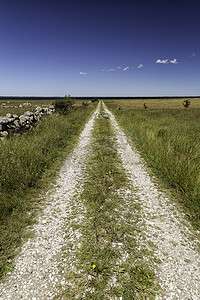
[0,103,199,299]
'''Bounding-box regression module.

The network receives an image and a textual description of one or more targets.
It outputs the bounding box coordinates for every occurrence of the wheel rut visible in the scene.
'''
[0,103,199,299]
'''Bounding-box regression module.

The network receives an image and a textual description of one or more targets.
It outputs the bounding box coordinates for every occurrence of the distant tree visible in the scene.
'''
[182,99,191,108]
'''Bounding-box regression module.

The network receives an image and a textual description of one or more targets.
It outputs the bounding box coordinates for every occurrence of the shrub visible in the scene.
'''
[91,98,99,103]
[54,95,74,114]
[144,103,148,109]
[182,99,191,108]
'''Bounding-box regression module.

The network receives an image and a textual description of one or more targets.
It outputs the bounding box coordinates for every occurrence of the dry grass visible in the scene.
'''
[105,98,200,111]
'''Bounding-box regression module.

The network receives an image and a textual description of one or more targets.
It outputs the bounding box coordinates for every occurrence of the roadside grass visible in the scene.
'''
[61,104,158,299]
[0,104,96,278]
[105,99,200,229]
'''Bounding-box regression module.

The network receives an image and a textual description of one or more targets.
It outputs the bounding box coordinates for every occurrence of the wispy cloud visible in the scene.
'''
[190,53,196,57]
[101,68,115,72]
[170,58,178,64]
[156,59,169,64]
[117,66,121,69]
[137,64,143,69]
[79,72,86,75]
[123,66,129,71]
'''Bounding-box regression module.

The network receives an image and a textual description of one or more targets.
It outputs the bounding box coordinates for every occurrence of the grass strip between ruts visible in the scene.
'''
[61,104,159,299]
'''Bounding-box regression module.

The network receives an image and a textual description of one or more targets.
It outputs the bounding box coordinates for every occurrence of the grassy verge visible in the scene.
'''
[61,104,158,299]
[105,99,200,229]
[0,104,96,278]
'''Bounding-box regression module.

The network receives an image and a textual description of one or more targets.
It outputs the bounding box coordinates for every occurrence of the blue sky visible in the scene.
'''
[0,0,200,96]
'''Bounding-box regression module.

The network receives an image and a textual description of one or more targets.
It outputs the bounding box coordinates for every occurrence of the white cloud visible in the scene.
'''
[123,66,129,71]
[102,68,115,71]
[117,66,121,69]
[138,64,143,69]
[170,58,178,64]
[190,53,196,57]
[79,72,86,75]
[156,59,169,64]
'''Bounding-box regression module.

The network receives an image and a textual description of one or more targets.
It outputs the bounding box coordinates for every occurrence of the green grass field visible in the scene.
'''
[105,98,200,229]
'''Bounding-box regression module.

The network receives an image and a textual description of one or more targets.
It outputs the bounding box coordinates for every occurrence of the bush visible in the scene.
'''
[91,98,99,103]
[54,95,74,114]
[144,103,148,109]
[182,99,191,108]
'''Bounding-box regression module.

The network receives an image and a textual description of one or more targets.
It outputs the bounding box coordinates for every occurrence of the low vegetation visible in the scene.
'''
[54,95,74,115]
[105,98,200,229]
[0,103,96,278]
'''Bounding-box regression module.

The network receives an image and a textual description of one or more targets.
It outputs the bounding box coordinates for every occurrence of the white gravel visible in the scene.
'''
[0,105,99,300]
[105,105,200,300]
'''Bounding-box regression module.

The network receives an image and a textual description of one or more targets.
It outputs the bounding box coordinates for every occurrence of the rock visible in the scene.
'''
[0,121,7,131]
[19,102,32,108]
[0,131,8,138]
[0,105,55,140]
[6,117,15,123]
[19,115,28,126]
[24,111,34,117]
[6,113,13,118]
[25,124,31,129]
[13,120,20,128]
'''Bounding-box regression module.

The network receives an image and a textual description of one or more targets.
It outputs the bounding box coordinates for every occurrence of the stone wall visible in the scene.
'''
[0,106,55,140]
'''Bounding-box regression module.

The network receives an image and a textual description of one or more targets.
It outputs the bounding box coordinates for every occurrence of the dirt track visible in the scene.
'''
[0,103,199,299]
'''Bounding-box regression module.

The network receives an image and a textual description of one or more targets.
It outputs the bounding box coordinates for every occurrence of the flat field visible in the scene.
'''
[0,99,85,116]
[105,98,200,229]
[0,99,52,116]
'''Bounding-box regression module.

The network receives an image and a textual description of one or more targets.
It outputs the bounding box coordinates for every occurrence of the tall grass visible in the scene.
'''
[0,104,96,277]
[105,99,200,229]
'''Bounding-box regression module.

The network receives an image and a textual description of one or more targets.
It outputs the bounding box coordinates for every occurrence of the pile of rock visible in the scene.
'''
[0,106,55,140]
[19,102,33,108]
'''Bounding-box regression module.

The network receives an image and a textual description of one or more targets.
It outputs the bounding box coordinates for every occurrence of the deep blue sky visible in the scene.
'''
[0,0,200,96]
